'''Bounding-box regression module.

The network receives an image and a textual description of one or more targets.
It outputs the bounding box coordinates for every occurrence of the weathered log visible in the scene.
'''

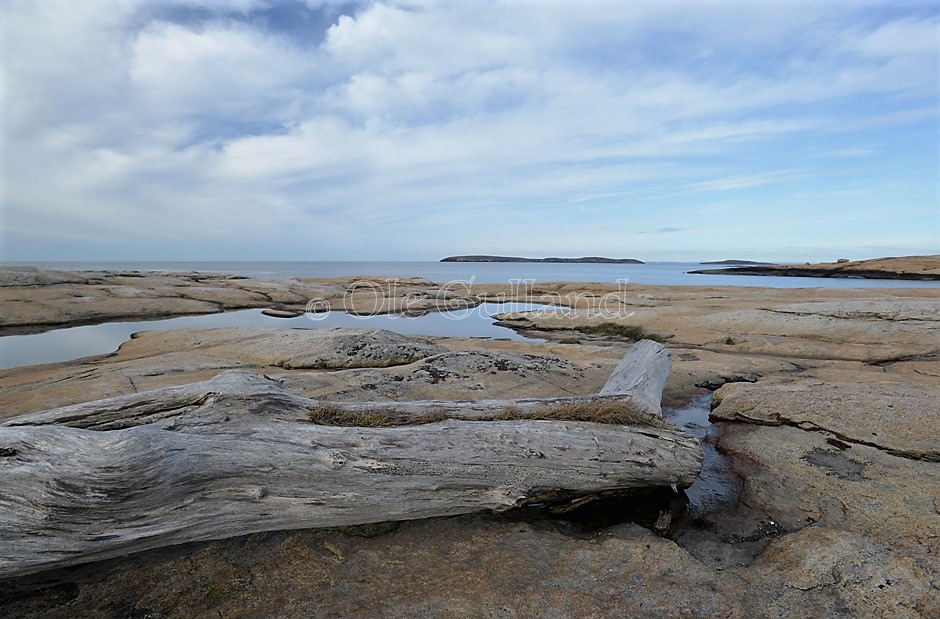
[599,339,672,415]
[3,340,673,431]
[2,373,653,430]
[0,341,700,578]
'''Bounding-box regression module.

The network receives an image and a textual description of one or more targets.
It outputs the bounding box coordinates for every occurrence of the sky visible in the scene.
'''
[2,0,938,263]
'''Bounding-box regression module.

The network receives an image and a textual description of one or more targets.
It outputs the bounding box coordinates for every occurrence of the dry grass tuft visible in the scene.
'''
[524,400,667,428]
[308,400,667,429]
[309,405,447,427]
[489,406,522,421]
[574,322,667,342]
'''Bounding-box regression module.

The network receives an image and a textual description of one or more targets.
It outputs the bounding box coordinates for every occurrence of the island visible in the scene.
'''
[690,255,940,281]
[441,255,644,264]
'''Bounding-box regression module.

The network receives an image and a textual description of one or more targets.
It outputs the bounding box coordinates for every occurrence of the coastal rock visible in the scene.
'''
[226,279,310,304]
[4,416,937,618]
[508,295,939,362]
[0,517,742,619]
[261,308,304,318]
[766,299,939,322]
[112,327,449,370]
[711,369,940,461]
[0,266,92,287]
[716,423,940,616]
[1,267,938,617]
[690,254,940,280]
[314,350,586,402]
[159,285,272,308]
[0,268,352,332]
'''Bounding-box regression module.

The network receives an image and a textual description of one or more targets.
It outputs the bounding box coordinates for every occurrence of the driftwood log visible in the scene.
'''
[0,340,701,578]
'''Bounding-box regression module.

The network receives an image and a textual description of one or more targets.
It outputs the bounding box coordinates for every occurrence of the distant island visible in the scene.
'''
[700,260,775,265]
[690,255,940,281]
[441,255,644,264]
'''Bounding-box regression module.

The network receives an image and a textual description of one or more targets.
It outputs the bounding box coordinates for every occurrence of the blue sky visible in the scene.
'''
[2,0,938,262]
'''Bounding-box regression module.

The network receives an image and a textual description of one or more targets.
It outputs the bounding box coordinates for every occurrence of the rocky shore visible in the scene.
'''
[691,254,940,280]
[0,267,938,617]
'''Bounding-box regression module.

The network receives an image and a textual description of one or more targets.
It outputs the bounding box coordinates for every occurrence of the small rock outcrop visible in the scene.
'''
[124,327,449,370]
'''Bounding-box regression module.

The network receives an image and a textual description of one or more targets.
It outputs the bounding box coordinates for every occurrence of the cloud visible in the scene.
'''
[3,0,938,260]
[686,170,810,193]
[639,227,685,235]
[822,148,874,158]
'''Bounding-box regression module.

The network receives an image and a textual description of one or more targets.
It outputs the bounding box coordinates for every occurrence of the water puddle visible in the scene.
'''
[664,394,741,515]
[666,394,795,567]
[503,393,743,535]
[492,391,783,567]
[0,303,551,371]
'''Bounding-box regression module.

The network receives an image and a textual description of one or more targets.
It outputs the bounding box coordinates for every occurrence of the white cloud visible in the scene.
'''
[845,16,940,58]
[686,170,810,193]
[3,0,938,259]
[822,148,874,158]
[129,21,310,119]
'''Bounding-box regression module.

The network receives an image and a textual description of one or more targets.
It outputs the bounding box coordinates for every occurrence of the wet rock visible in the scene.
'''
[261,308,304,318]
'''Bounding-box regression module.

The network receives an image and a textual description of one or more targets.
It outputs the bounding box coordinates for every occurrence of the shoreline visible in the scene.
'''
[690,254,940,281]
[2,265,938,336]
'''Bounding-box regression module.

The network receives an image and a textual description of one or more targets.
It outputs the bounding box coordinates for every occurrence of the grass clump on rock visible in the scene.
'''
[309,400,668,429]
[309,405,447,427]
[495,400,668,429]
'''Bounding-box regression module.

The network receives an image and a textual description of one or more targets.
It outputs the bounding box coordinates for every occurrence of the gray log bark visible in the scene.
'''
[599,339,673,416]
[0,341,699,578]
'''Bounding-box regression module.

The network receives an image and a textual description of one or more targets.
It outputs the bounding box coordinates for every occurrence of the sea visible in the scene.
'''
[10,260,940,289]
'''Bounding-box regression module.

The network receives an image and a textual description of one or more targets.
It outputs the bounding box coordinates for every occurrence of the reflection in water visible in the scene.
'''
[0,303,551,371]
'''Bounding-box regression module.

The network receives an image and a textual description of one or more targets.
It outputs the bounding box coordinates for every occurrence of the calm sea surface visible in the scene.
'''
[11,261,940,288]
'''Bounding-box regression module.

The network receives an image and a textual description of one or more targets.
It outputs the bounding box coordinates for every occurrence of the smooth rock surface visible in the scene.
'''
[114,327,449,370]
[1,268,938,617]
